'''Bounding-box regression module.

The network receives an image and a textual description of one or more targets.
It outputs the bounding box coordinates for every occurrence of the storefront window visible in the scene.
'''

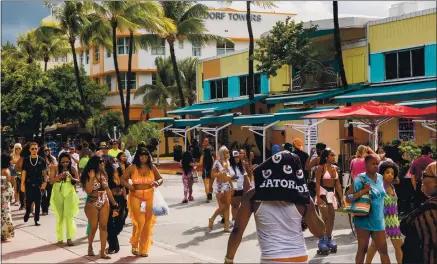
[239,73,262,96]
[385,47,424,80]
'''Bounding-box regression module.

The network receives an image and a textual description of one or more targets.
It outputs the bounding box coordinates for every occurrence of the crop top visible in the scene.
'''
[132,167,155,185]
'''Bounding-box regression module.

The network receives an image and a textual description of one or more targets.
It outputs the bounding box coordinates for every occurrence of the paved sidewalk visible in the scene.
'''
[1,199,209,263]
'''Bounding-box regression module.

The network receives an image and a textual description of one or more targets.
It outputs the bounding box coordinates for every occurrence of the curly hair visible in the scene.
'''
[379,161,399,179]
[80,155,104,190]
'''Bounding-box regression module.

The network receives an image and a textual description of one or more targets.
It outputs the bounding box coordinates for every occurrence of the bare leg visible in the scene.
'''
[371,230,390,264]
[203,178,210,198]
[355,227,371,264]
[84,203,99,256]
[209,193,226,230]
[391,239,403,264]
[365,239,377,264]
[326,204,335,236]
[231,196,242,221]
[98,202,110,259]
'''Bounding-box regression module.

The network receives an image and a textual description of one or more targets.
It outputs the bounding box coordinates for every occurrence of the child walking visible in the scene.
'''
[365,161,403,264]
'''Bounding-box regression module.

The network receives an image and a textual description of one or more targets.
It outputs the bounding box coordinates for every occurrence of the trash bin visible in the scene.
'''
[174,145,183,162]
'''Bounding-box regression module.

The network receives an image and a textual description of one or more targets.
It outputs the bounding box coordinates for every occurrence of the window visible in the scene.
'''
[398,118,415,141]
[192,45,201,56]
[179,40,184,49]
[151,39,165,55]
[384,47,424,80]
[239,73,262,96]
[94,47,100,63]
[217,41,235,55]
[210,78,228,99]
[117,37,135,55]
[106,48,111,58]
[120,72,137,90]
[86,50,90,64]
[79,52,84,65]
[152,73,157,85]
[105,75,112,90]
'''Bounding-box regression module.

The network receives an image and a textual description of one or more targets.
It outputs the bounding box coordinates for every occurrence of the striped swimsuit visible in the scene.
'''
[383,185,402,240]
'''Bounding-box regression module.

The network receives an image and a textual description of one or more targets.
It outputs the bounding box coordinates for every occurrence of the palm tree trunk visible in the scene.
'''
[164,110,169,155]
[69,40,88,127]
[125,31,134,131]
[44,57,48,72]
[333,1,353,137]
[41,122,45,145]
[112,25,127,128]
[168,40,185,109]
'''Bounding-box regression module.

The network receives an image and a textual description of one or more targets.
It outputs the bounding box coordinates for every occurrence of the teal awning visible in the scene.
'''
[266,85,365,105]
[233,114,276,125]
[149,117,175,124]
[274,106,339,121]
[167,94,267,115]
[333,79,437,103]
[174,119,200,127]
[397,99,436,108]
[200,113,234,125]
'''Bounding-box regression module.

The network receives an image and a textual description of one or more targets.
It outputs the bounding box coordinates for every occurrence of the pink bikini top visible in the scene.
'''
[322,168,338,180]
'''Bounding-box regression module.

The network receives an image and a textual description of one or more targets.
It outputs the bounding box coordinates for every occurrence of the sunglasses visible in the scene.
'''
[30,148,38,151]
[99,160,105,164]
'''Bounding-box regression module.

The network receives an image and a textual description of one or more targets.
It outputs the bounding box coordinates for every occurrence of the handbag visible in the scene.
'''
[344,176,371,216]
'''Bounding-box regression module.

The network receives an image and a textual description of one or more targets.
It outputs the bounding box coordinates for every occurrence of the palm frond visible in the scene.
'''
[187,33,232,47]
[252,1,277,9]
[135,34,161,50]
[179,3,209,24]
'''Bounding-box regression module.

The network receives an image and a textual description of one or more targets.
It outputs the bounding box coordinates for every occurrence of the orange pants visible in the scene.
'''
[127,189,156,255]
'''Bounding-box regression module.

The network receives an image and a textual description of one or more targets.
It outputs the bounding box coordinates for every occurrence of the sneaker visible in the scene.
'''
[188,196,194,201]
[34,222,40,226]
[182,199,188,204]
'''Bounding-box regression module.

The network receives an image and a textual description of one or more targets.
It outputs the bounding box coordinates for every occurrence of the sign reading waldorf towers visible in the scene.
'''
[205,12,262,22]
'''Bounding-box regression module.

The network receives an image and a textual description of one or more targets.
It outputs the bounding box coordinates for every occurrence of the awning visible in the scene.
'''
[274,106,339,121]
[167,94,267,115]
[200,113,234,125]
[174,118,200,127]
[149,117,176,123]
[333,79,436,103]
[233,114,276,125]
[397,99,436,108]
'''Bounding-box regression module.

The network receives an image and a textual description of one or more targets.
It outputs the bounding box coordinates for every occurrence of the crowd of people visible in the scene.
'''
[1,136,436,264]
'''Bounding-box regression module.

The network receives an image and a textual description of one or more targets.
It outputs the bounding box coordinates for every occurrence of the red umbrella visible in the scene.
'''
[410,105,436,120]
[304,100,424,119]
[303,101,425,150]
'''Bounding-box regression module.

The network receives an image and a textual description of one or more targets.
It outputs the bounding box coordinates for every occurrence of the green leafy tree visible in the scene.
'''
[1,58,57,138]
[121,121,161,154]
[34,29,70,71]
[86,110,124,138]
[135,57,176,155]
[45,63,107,125]
[254,17,318,77]
[178,57,198,106]
[1,41,22,61]
[136,2,229,111]
[17,30,40,64]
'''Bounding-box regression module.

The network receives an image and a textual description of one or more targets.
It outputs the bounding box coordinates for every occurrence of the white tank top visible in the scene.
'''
[255,201,307,261]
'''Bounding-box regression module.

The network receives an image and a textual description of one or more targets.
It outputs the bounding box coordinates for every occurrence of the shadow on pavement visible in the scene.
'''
[176,229,228,249]
[305,232,356,250]
[2,243,61,261]
[114,256,140,263]
[168,200,206,209]
[56,256,93,263]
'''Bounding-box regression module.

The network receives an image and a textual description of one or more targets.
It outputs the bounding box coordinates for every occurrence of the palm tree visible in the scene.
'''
[333,1,352,136]
[137,2,229,111]
[1,41,21,60]
[178,57,198,106]
[16,30,40,64]
[34,30,70,71]
[39,2,93,123]
[134,57,176,155]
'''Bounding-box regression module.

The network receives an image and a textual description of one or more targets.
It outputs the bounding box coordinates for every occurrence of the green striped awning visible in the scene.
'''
[200,113,235,125]
[397,99,436,108]
[233,114,276,125]
[174,119,200,127]
[266,88,347,105]
[274,106,339,121]
[149,117,175,124]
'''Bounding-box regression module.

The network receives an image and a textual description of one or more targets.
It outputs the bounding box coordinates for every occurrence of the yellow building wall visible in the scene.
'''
[197,63,203,103]
[270,65,291,93]
[369,13,437,53]
[343,46,368,84]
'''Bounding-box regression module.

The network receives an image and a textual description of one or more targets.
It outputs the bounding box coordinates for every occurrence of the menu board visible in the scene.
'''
[398,118,415,141]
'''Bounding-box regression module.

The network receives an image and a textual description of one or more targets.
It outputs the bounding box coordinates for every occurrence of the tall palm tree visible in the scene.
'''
[333,1,352,136]
[178,57,198,106]
[137,2,229,111]
[16,30,40,64]
[1,41,21,60]
[134,57,176,155]
[39,1,93,122]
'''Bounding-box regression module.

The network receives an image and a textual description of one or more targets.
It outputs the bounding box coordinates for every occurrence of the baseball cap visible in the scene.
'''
[272,144,281,155]
[392,139,401,145]
[293,138,304,151]
[282,142,293,151]
[232,150,240,157]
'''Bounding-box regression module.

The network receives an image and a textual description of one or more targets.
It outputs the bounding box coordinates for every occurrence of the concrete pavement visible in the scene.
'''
[1,174,398,263]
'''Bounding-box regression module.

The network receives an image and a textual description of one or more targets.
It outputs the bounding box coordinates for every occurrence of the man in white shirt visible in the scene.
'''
[69,146,80,172]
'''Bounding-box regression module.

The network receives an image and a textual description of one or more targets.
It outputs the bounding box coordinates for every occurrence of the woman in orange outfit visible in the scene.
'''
[120,147,163,257]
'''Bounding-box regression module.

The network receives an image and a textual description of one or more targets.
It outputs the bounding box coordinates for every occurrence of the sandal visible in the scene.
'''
[140,253,148,257]
[87,246,96,256]
[100,253,111,259]
[67,239,74,246]
[131,247,139,256]
[208,218,214,231]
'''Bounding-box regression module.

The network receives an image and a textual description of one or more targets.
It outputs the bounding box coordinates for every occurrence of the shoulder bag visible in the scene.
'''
[344,176,371,216]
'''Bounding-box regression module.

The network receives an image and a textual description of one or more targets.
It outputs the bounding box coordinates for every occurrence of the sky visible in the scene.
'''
[2,1,436,45]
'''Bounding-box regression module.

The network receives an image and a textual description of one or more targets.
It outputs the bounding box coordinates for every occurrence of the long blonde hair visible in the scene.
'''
[218,146,229,161]
[356,145,367,158]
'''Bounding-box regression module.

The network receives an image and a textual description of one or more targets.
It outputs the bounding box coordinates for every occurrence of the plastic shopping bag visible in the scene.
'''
[152,188,169,216]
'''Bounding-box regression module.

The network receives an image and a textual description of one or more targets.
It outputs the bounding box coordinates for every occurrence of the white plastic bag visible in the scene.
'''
[152,188,169,216]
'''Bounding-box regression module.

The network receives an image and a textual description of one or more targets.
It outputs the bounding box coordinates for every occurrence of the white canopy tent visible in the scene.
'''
[241,121,279,161]
[285,119,327,153]
[197,123,232,157]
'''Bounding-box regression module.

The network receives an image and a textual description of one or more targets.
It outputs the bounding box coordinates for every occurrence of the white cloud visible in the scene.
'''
[202,1,436,22]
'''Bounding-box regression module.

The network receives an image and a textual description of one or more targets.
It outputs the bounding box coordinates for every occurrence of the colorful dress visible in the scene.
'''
[383,184,402,240]
[1,175,15,241]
